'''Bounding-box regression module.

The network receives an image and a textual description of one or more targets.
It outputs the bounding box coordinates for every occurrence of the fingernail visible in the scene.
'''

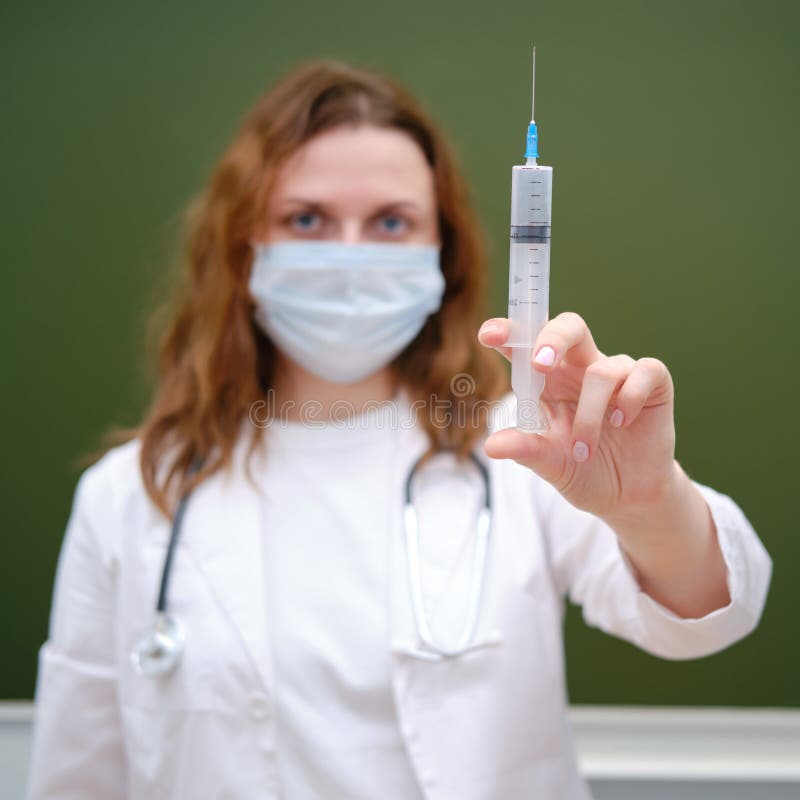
[480,322,501,337]
[610,408,624,428]
[534,346,556,366]
[573,440,589,462]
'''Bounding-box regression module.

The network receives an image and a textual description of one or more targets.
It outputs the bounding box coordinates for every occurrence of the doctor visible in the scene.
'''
[27,59,772,799]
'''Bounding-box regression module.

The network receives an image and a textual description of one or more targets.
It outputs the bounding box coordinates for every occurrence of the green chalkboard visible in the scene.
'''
[2,0,797,706]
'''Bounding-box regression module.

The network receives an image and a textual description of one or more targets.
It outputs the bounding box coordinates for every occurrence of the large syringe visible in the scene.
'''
[506,46,552,433]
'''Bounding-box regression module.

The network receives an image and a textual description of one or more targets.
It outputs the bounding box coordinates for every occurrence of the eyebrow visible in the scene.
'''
[279,197,424,214]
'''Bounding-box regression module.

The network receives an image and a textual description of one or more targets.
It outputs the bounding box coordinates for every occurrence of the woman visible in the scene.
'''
[27,59,772,799]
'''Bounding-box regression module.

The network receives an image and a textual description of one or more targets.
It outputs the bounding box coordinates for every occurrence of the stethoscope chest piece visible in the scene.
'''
[131,612,186,677]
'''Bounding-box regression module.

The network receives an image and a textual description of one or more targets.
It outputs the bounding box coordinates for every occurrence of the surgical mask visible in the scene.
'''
[248,240,445,383]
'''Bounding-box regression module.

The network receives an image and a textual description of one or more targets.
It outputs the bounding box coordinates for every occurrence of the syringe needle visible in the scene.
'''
[531,45,536,121]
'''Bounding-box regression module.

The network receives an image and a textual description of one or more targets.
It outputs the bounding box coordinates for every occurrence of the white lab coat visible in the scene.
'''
[26,392,772,799]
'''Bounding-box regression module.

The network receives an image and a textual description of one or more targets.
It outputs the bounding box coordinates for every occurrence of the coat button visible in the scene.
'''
[248,691,271,721]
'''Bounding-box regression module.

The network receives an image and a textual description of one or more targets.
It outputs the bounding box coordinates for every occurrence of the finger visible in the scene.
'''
[484,427,566,486]
[532,311,603,372]
[571,354,637,461]
[609,357,674,429]
[478,318,512,361]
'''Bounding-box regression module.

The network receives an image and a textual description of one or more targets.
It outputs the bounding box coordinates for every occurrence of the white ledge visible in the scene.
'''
[569,705,800,782]
[4,702,799,784]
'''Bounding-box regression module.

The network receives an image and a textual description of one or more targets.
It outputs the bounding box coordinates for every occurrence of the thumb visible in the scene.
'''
[484,428,566,486]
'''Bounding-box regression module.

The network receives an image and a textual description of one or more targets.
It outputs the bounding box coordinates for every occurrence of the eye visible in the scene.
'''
[375,214,409,235]
[289,212,322,233]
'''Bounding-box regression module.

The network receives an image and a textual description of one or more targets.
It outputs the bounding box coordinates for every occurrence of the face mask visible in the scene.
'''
[248,240,445,384]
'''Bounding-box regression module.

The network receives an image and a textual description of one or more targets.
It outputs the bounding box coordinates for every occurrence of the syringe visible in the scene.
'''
[506,46,552,434]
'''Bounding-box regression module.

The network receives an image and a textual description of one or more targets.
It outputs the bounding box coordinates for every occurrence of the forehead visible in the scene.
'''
[269,124,436,207]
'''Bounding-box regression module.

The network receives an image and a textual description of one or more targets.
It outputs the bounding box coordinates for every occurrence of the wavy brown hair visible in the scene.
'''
[99,59,509,518]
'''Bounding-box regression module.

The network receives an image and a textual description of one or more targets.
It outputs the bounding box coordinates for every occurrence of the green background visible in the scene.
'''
[2,0,797,705]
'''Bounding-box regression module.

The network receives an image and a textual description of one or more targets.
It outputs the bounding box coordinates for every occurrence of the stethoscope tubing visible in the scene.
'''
[155,455,205,613]
[402,450,492,660]
[136,448,493,675]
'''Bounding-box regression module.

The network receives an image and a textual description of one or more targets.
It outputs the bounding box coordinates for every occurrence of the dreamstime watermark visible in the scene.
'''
[247,372,532,432]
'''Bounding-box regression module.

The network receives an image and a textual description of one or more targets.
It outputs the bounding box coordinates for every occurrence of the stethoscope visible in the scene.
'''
[131,450,493,677]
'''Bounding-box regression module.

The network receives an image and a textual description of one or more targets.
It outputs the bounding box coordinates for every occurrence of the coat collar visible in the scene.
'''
[181,430,274,693]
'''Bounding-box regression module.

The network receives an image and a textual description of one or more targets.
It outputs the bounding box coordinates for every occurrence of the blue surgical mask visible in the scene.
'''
[248,240,445,383]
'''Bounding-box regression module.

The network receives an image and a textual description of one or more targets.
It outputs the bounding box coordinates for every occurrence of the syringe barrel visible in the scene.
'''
[506,164,552,347]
